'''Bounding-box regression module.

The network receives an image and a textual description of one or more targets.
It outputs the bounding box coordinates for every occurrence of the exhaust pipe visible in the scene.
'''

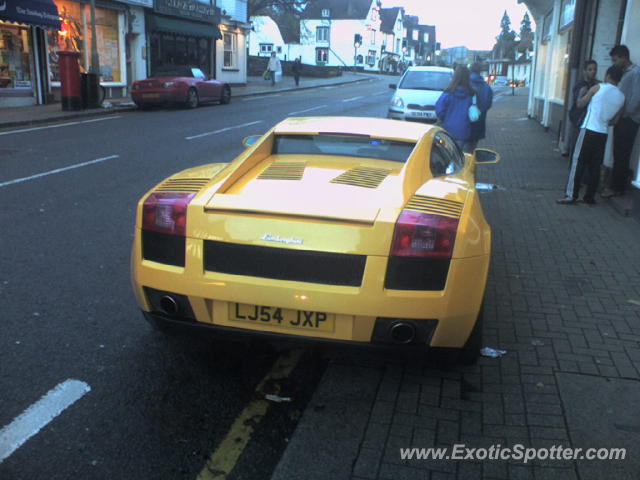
[389,322,416,344]
[159,295,180,316]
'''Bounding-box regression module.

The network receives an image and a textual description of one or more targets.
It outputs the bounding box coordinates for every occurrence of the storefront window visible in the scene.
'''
[149,32,211,76]
[47,0,122,83]
[551,30,570,102]
[0,23,33,89]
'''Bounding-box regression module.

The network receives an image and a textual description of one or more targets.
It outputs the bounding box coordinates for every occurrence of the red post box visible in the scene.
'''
[58,51,82,111]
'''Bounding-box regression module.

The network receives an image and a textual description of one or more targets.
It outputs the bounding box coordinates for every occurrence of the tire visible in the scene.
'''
[220,85,231,104]
[186,88,199,109]
[458,304,484,365]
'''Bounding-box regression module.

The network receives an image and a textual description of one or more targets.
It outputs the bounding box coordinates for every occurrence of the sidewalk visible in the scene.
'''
[271,90,640,480]
[0,71,373,129]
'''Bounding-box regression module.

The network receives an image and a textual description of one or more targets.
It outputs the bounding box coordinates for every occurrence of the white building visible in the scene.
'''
[216,0,250,85]
[296,0,384,72]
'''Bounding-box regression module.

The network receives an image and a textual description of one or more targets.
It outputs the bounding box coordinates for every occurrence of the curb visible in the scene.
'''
[0,75,374,130]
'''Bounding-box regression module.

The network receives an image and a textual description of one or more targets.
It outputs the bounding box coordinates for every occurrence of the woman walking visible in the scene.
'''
[436,66,476,151]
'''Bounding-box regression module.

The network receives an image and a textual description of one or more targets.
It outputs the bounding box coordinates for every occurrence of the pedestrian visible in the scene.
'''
[435,65,476,151]
[467,63,494,153]
[292,57,302,87]
[557,66,625,205]
[601,45,640,198]
[568,60,599,157]
[267,52,281,87]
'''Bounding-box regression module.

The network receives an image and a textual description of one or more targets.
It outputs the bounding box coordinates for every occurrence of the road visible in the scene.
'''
[0,77,396,480]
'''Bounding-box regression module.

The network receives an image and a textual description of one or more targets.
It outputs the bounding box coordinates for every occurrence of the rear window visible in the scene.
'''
[273,134,416,163]
[399,70,452,91]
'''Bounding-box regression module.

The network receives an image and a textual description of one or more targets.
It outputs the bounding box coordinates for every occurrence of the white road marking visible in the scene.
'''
[186,120,263,140]
[0,116,121,136]
[242,95,281,101]
[0,155,120,188]
[323,86,336,90]
[0,379,91,463]
[342,96,364,102]
[288,105,327,115]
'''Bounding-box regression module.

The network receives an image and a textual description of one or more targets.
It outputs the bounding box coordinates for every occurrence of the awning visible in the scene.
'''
[146,14,221,39]
[0,0,60,29]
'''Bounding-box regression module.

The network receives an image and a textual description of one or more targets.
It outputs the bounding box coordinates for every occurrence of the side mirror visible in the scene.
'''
[242,135,262,148]
[474,148,500,164]
[388,83,397,89]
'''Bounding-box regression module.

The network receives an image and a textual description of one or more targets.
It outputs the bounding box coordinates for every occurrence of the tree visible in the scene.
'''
[495,10,517,60]
[519,12,532,40]
[248,0,308,16]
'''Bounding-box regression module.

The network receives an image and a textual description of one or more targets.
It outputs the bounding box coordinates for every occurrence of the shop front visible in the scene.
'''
[48,0,127,98]
[1,0,60,107]
[146,0,221,78]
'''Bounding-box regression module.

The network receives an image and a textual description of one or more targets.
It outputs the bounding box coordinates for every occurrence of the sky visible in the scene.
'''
[380,0,531,51]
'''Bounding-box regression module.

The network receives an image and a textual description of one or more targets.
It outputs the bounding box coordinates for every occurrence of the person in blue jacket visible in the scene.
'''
[436,66,476,151]
[467,63,494,152]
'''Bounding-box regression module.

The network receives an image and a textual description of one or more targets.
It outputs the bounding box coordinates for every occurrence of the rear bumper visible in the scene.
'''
[132,237,489,348]
[131,89,184,105]
[142,310,442,353]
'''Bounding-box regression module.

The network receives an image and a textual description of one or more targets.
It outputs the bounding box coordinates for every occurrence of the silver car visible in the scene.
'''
[387,66,454,122]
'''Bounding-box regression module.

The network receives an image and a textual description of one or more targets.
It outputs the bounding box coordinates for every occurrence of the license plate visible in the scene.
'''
[410,111,433,117]
[229,303,335,332]
[142,93,160,99]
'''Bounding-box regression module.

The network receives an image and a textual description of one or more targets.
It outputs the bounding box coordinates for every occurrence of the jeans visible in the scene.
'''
[611,117,640,192]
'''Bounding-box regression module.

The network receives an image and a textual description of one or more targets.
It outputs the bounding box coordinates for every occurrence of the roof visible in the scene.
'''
[274,116,433,142]
[303,0,374,20]
[380,7,401,33]
[404,15,419,27]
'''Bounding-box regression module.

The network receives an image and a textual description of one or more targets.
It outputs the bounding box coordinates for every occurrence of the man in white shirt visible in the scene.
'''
[558,66,625,205]
[267,52,281,87]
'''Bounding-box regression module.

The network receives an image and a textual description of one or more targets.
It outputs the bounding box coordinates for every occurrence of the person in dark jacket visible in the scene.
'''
[292,57,302,87]
[436,65,476,150]
[467,63,494,153]
[567,60,599,158]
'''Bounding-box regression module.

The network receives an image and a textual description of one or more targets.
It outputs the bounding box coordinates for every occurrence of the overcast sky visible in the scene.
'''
[381,0,532,50]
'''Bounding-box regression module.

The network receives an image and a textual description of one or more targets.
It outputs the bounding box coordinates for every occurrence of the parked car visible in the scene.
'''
[387,66,454,122]
[131,66,231,109]
[492,76,508,86]
[131,116,500,364]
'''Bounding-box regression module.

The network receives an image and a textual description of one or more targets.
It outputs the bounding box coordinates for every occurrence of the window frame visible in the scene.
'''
[316,26,330,42]
[223,32,237,68]
[316,47,328,63]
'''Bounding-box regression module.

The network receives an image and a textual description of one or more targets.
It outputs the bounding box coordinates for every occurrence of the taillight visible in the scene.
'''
[142,193,195,236]
[390,211,459,258]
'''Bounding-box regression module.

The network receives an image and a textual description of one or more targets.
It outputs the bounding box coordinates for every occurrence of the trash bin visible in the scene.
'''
[81,72,102,109]
[58,51,82,111]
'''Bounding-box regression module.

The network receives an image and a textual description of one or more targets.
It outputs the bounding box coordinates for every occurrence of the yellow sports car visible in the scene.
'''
[131,117,499,363]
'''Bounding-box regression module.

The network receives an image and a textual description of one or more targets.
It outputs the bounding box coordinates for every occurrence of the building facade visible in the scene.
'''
[522,0,640,189]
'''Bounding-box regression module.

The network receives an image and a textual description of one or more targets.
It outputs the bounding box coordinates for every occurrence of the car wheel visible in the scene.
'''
[186,88,199,109]
[458,304,484,365]
[220,85,231,104]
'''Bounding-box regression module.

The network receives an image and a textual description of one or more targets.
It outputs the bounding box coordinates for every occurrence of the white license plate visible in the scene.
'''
[410,111,434,118]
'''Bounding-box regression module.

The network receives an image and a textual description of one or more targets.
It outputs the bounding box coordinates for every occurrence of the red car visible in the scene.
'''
[131,66,231,109]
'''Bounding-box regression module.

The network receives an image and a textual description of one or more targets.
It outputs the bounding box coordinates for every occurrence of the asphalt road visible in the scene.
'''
[0,77,397,480]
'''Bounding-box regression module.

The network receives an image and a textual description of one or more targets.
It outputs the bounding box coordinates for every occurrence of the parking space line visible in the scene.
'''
[0,379,91,463]
[0,116,121,137]
[186,121,263,140]
[342,96,364,102]
[288,105,327,115]
[0,155,120,188]
[197,349,303,480]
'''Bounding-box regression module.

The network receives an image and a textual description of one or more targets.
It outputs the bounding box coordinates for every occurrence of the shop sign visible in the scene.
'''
[117,0,153,7]
[154,0,219,23]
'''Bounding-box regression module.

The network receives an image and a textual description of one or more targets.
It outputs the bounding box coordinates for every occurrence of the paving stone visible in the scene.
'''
[378,462,430,479]
[351,448,381,479]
